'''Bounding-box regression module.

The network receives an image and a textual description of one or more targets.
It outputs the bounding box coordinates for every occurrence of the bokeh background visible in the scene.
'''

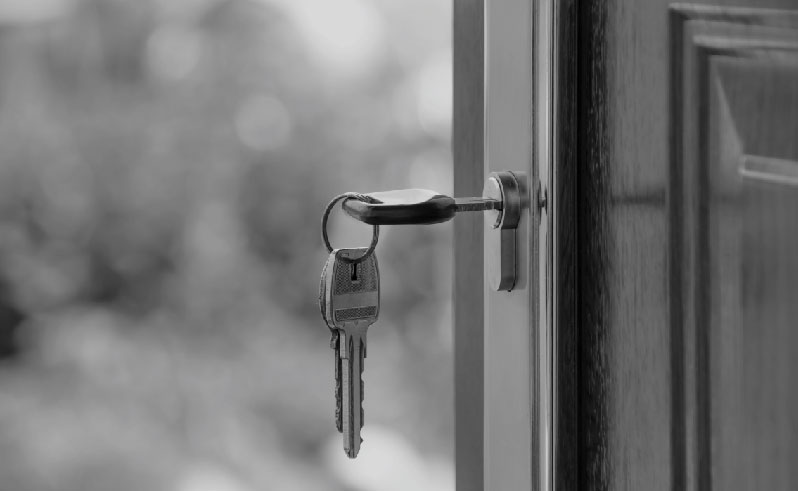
[0,0,454,489]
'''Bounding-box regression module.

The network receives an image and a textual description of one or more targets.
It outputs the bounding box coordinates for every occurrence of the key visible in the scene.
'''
[341,188,502,225]
[319,252,343,433]
[323,247,380,458]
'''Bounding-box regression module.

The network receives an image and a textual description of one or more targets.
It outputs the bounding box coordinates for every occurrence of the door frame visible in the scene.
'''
[453,0,577,489]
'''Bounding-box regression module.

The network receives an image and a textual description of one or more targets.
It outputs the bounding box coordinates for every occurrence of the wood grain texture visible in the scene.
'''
[575,1,798,490]
[577,1,613,490]
[453,0,484,489]
[554,1,579,490]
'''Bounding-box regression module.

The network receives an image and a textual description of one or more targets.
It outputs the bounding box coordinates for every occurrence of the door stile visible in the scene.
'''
[483,0,536,489]
[465,0,577,489]
[535,0,554,489]
[453,1,485,490]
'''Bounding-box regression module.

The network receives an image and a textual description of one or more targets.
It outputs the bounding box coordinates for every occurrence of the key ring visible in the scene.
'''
[321,192,380,264]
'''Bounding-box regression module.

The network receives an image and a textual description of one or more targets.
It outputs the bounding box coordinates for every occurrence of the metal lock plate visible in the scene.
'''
[483,171,526,291]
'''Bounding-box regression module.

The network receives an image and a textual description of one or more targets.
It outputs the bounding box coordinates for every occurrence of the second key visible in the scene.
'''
[324,247,380,458]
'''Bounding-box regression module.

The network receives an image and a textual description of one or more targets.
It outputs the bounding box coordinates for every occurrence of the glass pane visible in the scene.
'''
[0,0,453,489]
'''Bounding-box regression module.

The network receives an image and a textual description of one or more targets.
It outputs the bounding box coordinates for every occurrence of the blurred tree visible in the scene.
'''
[0,0,454,488]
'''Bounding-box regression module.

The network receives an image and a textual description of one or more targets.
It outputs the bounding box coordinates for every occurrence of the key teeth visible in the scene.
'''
[335,377,342,432]
[333,333,343,433]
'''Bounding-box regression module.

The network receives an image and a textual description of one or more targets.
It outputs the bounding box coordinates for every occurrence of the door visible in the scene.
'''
[580,3,798,490]
[454,1,798,490]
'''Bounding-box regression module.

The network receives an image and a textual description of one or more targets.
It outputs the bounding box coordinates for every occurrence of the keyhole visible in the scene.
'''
[351,263,359,282]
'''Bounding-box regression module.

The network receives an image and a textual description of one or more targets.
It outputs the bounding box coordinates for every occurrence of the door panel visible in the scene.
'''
[577,1,798,491]
[706,54,798,489]
[710,52,798,491]
[673,8,798,489]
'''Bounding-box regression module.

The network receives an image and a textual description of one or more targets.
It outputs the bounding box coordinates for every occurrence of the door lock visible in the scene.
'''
[482,171,524,291]
[339,171,527,291]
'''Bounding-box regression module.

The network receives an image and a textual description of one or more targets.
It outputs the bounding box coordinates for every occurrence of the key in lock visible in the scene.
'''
[342,171,529,291]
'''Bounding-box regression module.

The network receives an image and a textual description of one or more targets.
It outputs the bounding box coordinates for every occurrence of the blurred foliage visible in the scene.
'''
[0,0,454,489]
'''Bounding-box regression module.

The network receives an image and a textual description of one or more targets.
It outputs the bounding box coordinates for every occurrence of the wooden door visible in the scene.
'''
[578,3,798,490]
[454,1,798,490]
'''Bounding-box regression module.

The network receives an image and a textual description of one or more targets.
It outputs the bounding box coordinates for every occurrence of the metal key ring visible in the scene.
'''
[321,192,380,264]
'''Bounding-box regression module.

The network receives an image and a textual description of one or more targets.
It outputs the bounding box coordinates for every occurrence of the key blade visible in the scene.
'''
[453,196,502,212]
[321,253,344,433]
[340,325,368,458]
